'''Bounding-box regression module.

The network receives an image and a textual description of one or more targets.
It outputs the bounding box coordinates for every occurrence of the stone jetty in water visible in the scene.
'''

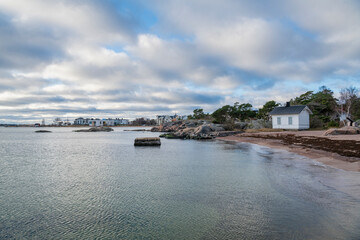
[134,137,161,146]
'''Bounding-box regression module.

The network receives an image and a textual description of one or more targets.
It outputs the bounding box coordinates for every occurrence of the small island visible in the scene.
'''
[73,127,114,132]
[35,130,52,133]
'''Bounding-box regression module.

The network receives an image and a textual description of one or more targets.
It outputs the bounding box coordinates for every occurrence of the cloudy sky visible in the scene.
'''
[0,0,359,123]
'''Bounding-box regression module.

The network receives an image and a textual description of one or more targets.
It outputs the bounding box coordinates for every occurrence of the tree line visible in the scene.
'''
[188,86,360,128]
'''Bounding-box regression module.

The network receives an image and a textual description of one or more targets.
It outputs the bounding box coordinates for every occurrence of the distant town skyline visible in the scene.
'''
[0,0,359,123]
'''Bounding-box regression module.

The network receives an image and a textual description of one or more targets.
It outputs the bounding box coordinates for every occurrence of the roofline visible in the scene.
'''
[269,105,312,115]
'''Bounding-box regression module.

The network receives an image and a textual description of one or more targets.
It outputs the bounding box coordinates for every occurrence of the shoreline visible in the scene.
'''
[217,133,360,172]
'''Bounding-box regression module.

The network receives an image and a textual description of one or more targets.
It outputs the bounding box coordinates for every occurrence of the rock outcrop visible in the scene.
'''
[152,120,242,140]
[324,126,360,136]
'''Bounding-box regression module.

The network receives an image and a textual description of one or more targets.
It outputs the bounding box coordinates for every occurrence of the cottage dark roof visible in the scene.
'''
[269,105,308,115]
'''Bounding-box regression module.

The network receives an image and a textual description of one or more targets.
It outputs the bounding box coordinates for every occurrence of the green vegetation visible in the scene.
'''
[188,108,209,120]
[187,85,360,129]
[257,100,280,121]
[290,86,338,128]
[159,133,177,139]
[212,102,256,124]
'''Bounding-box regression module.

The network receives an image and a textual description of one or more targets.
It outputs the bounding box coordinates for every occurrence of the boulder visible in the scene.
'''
[323,126,360,136]
[209,123,225,132]
[248,119,271,129]
[194,125,212,135]
[234,122,248,130]
[151,126,160,132]
[355,120,360,127]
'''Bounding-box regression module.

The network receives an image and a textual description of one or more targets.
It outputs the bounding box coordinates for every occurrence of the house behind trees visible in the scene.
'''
[269,102,312,130]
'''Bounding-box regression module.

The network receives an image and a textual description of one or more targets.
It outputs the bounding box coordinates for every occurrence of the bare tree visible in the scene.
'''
[339,86,358,123]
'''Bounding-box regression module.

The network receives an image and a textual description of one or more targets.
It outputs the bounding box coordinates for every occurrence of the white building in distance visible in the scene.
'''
[74,117,129,126]
[269,103,312,130]
[74,117,90,125]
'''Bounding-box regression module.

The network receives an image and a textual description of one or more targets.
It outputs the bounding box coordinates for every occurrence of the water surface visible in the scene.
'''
[0,127,359,239]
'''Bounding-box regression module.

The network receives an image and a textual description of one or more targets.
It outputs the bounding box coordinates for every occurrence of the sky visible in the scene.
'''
[0,0,359,123]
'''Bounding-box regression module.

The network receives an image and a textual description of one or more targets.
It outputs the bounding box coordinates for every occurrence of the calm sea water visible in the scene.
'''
[0,127,359,239]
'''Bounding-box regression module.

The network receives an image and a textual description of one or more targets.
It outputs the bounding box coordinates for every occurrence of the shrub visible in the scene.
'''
[327,120,339,128]
[310,116,324,129]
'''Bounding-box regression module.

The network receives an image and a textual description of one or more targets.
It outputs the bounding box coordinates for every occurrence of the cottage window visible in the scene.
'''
[288,117,293,125]
[277,117,281,125]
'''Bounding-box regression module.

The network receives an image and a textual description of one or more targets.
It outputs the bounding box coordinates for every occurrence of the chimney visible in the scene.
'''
[286,102,290,107]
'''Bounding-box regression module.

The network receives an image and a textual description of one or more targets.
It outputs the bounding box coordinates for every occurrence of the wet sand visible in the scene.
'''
[218,131,360,172]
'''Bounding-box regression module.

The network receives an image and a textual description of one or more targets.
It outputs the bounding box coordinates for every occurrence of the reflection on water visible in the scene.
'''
[0,127,359,239]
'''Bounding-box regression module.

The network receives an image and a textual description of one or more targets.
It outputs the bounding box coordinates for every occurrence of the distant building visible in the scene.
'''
[114,118,129,125]
[63,119,71,126]
[103,119,114,126]
[156,114,178,125]
[74,117,91,125]
[89,119,104,127]
[269,102,312,130]
[53,118,63,126]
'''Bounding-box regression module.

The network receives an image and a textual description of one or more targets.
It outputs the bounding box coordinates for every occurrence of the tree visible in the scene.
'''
[351,97,360,120]
[211,105,233,123]
[339,86,359,119]
[290,86,337,127]
[258,100,280,121]
[311,86,337,123]
[211,102,256,123]
[233,102,256,121]
[290,91,314,105]
[193,108,206,119]
[188,108,208,119]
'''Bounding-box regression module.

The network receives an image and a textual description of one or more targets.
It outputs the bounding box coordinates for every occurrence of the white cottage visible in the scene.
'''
[269,103,312,130]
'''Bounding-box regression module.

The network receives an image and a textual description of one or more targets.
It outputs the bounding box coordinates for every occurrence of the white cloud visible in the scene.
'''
[0,0,359,123]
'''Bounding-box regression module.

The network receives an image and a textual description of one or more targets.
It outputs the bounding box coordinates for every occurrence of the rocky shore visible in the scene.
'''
[219,128,360,172]
[151,120,243,139]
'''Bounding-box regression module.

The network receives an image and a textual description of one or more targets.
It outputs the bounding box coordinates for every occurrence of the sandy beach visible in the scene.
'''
[218,130,360,172]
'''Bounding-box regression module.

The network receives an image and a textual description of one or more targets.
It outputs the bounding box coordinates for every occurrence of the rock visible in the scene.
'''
[355,120,360,127]
[323,126,360,136]
[185,122,197,128]
[151,127,160,132]
[35,130,52,133]
[234,122,248,130]
[134,137,161,146]
[124,129,148,131]
[149,120,240,140]
[73,127,114,132]
[209,123,225,132]
[213,131,244,137]
[194,125,212,135]
[247,119,271,129]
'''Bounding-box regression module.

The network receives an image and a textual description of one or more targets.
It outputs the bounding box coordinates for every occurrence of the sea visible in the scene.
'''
[0,127,359,239]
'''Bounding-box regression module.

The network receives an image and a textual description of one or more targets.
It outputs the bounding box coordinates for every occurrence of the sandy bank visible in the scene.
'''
[218,131,360,172]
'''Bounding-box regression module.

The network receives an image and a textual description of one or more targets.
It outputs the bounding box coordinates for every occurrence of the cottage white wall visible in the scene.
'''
[298,110,310,129]
[272,114,300,129]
